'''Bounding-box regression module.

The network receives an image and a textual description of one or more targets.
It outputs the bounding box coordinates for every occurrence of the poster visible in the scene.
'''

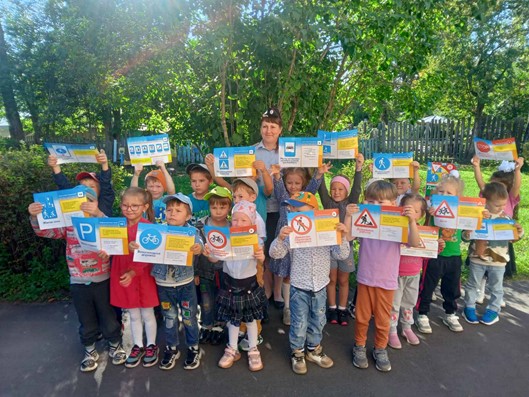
[44,143,100,164]
[127,134,172,165]
[72,217,129,255]
[372,152,413,178]
[278,137,323,168]
[425,162,458,199]
[469,218,519,241]
[33,185,90,230]
[287,209,342,248]
[474,137,518,161]
[213,146,256,177]
[318,129,358,159]
[204,225,258,260]
[351,204,409,243]
[431,195,486,230]
[400,226,439,258]
[134,223,196,266]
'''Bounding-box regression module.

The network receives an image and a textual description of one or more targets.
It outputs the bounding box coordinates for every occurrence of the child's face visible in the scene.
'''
[330,182,348,202]
[285,173,304,195]
[233,187,257,203]
[190,172,211,197]
[231,212,253,227]
[436,182,459,196]
[486,196,508,215]
[364,197,395,206]
[408,200,425,220]
[209,202,231,223]
[146,180,164,200]
[392,178,411,195]
[121,195,148,222]
[79,179,100,196]
[165,201,191,226]
[288,204,314,212]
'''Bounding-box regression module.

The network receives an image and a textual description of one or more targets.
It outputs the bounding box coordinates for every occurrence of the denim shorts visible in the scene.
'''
[330,246,354,273]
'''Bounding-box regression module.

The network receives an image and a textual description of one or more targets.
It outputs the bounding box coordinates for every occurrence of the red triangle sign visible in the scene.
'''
[354,209,378,228]
[434,200,455,218]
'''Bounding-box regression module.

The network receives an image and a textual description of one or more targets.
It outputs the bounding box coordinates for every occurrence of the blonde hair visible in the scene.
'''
[364,180,398,202]
[438,174,465,195]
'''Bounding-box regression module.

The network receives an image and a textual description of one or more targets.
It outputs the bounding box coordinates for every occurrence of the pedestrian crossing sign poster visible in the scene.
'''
[287,209,341,248]
[373,152,413,178]
[33,185,90,230]
[351,204,409,243]
[318,129,358,159]
[431,195,486,230]
[213,146,256,178]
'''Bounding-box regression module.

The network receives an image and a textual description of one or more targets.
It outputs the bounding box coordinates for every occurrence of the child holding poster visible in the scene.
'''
[269,191,350,375]
[150,193,205,370]
[205,201,266,372]
[110,187,160,369]
[393,161,421,205]
[318,153,364,326]
[130,161,176,223]
[28,187,127,372]
[416,175,466,334]
[186,163,214,225]
[269,164,328,325]
[462,182,524,326]
[348,180,420,372]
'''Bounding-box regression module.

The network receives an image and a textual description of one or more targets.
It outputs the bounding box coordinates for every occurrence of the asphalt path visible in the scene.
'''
[1,281,528,397]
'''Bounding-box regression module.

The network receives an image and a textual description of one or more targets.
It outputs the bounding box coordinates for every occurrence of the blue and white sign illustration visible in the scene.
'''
[213,146,255,177]
[33,185,89,230]
[127,134,172,165]
[72,217,128,255]
[318,129,358,159]
[372,152,413,178]
[44,143,99,164]
[279,137,323,168]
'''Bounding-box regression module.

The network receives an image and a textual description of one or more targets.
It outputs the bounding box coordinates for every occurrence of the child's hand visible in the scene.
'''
[191,243,203,255]
[355,153,365,171]
[203,244,218,262]
[129,241,140,252]
[253,160,267,173]
[119,270,136,287]
[270,164,282,180]
[205,153,214,168]
[316,162,332,177]
[482,209,491,219]
[471,155,480,169]
[80,201,102,217]
[133,164,144,176]
[368,162,374,174]
[402,204,418,221]
[336,222,347,234]
[515,157,524,170]
[437,238,446,253]
[194,275,200,286]
[428,206,436,217]
[156,160,167,170]
[47,155,58,168]
[28,202,43,217]
[96,149,108,165]
[346,203,359,216]
[254,246,265,262]
[411,161,420,171]
[98,250,109,262]
[279,226,293,240]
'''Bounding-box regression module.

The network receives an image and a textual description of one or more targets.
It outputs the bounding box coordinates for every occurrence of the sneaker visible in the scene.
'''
[352,345,368,369]
[401,328,420,345]
[199,328,211,344]
[347,302,356,319]
[159,346,180,370]
[80,349,99,372]
[125,345,145,368]
[291,349,307,375]
[480,309,499,325]
[305,345,333,368]
[248,347,264,372]
[500,299,506,308]
[442,313,463,332]
[462,307,479,324]
[283,307,291,326]
[238,334,264,351]
[416,314,432,334]
[372,348,391,372]
[431,291,437,301]
[210,326,224,346]
[337,309,349,326]
[327,308,338,324]
[183,347,204,370]
[273,300,285,310]
[218,346,241,369]
[388,332,401,349]
[108,343,127,365]
[142,344,159,367]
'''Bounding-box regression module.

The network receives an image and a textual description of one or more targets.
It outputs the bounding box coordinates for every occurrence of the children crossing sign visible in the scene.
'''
[431,195,486,230]
[434,200,455,218]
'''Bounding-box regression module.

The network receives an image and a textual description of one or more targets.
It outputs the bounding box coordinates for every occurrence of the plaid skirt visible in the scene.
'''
[217,274,266,326]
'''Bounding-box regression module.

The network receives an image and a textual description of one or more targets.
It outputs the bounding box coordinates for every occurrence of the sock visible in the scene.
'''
[246,321,258,349]
[85,343,96,353]
[282,283,290,309]
[390,326,397,334]
[109,341,119,349]
[141,307,157,346]
[227,322,240,350]
[329,305,337,310]
[338,306,346,310]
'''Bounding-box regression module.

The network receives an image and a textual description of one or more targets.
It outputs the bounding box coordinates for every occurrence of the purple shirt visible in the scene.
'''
[357,238,401,290]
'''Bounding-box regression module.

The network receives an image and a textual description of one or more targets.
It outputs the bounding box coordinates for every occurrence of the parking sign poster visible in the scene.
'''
[72,217,129,255]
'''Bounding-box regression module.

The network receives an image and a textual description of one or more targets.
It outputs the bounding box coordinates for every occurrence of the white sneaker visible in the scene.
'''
[416,314,432,334]
[431,292,437,302]
[442,313,463,332]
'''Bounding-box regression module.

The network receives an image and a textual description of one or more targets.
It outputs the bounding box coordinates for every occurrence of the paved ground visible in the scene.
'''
[1,281,529,397]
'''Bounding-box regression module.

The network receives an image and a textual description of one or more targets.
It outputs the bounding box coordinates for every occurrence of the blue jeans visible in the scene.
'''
[289,286,327,352]
[157,282,199,348]
[464,261,505,313]
[199,277,218,327]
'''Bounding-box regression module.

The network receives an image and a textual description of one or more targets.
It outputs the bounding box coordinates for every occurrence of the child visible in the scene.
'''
[269,164,327,325]
[151,193,204,370]
[349,180,420,372]
[28,187,126,372]
[48,150,115,217]
[195,186,233,345]
[389,194,445,349]
[205,201,266,372]
[269,191,351,375]
[186,163,213,225]
[110,187,160,368]
[462,182,524,325]
[131,161,176,223]
[318,154,364,326]
[416,174,466,334]
[393,161,421,205]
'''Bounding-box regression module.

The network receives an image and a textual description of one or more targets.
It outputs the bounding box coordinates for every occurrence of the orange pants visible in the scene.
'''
[354,283,395,349]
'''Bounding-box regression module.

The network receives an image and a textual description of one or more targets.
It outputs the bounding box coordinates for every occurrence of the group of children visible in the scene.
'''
[29,128,524,375]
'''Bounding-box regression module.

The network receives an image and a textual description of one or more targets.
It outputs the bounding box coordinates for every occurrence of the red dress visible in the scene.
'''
[110,218,159,308]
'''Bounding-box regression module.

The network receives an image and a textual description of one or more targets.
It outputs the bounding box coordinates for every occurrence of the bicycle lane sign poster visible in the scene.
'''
[204,225,258,261]
[134,223,197,266]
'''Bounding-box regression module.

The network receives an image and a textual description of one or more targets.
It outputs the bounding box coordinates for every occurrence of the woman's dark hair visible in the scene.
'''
[261,106,282,127]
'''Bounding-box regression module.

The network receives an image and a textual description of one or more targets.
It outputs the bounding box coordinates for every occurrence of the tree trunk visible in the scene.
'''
[219,61,231,146]
[0,22,24,141]
[472,101,485,137]
[26,100,42,143]
[112,109,122,140]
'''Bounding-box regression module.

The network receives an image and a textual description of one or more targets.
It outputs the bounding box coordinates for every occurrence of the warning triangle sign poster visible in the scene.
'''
[351,204,408,243]
[354,208,378,229]
[434,200,455,218]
